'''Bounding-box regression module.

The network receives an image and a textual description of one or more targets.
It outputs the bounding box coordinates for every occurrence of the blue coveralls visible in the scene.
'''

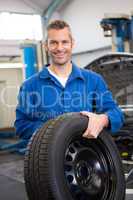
[14,63,124,139]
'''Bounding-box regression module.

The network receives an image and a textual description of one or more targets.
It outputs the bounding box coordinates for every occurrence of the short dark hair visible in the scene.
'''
[47,20,71,31]
[46,20,72,40]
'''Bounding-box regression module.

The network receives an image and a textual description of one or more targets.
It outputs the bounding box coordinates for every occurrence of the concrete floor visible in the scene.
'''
[0,152,27,200]
[0,151,132,200]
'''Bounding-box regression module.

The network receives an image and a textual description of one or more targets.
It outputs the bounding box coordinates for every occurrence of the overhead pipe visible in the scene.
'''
[42,0,65,26]
[41,0,65,64]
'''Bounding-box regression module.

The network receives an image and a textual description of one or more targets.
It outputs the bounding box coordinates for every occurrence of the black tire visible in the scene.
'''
[24,113,126,200]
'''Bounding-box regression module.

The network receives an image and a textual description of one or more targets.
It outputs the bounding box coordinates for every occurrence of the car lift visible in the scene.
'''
[100,12,133,53]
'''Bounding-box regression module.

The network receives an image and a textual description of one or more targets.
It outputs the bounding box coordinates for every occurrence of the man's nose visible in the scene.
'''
[56,42,64,50]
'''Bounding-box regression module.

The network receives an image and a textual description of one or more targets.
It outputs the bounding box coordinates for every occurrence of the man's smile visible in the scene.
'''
[54,52,66,58]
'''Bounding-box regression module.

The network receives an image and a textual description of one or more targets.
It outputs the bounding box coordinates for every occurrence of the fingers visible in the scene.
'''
[80,111,91,117]
[82,126,101,139]
[80,111,96,138]
[80,111,108,139]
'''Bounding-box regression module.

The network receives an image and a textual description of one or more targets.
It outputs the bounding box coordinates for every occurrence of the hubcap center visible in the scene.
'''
[76,161,92,186]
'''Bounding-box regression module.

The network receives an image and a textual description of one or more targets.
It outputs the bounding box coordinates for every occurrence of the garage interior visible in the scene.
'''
[0,0,133,200]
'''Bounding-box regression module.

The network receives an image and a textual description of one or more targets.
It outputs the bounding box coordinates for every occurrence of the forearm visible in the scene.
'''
[14,118,44,139]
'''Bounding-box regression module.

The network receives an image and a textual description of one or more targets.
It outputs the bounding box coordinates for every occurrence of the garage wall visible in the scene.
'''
[58,0,133,66]
[60,0,133,52]
[0,68,23,127]
[0,40,21,57]
[72,46,111,67]
[60,0,133,53]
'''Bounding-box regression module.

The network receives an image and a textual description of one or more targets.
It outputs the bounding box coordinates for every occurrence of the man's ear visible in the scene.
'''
[43,41,48,52]
[72,38,75,49]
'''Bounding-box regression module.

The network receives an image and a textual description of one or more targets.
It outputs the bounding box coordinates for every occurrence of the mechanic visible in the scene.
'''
[14,20,124,140]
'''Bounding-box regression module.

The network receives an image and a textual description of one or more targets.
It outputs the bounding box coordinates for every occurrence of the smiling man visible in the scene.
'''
[14,20,124,140]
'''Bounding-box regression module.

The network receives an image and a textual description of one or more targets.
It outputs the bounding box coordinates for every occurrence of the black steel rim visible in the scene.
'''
[64,136,117,200]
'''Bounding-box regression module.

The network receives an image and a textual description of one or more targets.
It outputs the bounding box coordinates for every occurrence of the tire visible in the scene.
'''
[24,113,126,200]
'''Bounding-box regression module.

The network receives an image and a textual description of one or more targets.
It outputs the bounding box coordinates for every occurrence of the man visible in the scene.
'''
[14,20,124,140]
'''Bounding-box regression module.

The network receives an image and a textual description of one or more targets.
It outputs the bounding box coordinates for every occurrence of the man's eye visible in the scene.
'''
[63,41,69,44]
[50,41,57,45]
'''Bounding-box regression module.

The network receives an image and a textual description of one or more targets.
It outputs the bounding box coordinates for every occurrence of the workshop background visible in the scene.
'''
[0,0,133,128]
[0,0,133,200]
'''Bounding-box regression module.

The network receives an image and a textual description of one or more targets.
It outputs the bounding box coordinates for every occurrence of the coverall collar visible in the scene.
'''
[39,62,85,82]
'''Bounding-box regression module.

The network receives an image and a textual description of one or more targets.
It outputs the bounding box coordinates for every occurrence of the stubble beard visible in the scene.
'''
[50,55,71,67]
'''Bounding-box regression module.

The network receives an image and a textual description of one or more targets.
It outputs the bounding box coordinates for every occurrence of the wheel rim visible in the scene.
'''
[64,136,117,200]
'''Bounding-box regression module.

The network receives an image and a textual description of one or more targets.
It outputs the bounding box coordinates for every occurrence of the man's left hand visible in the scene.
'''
[80,111,109,139]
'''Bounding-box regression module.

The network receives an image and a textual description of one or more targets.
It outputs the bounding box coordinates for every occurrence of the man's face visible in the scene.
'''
[45,27,74,66]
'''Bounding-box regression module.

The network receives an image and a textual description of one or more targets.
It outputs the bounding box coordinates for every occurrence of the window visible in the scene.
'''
[0,12,43,40]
